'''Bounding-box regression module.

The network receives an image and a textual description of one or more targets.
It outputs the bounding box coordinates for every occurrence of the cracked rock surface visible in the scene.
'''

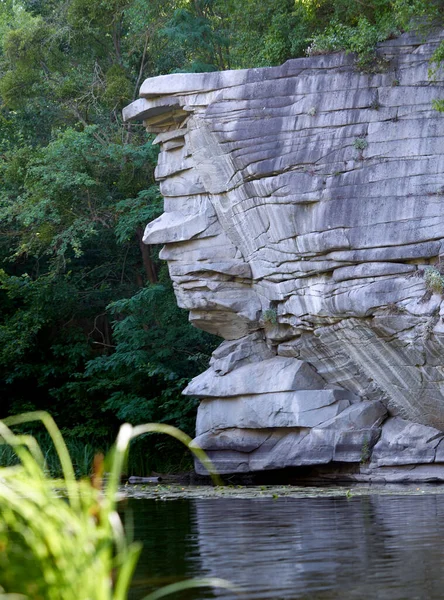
[124,31,444,480]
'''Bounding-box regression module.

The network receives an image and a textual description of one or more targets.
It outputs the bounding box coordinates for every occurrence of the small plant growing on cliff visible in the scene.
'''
[263,308,277,325]
[424,266,444,294]
[307,106,317,116]
[353,137,368,151]
[432,99,444,113]
[386,302,406,315]
[360,438,371,464]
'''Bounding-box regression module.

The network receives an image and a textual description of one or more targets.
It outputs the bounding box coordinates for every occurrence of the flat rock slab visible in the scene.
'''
[196,389,362,432]
[184,357,325,397]
[371,417,444,467]
[193,401,387,474]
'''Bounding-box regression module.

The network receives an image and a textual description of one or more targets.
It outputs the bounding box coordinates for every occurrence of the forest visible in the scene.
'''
[1,0,444,474]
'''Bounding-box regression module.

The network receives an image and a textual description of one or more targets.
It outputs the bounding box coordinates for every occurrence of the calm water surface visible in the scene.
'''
[125,493,444,599]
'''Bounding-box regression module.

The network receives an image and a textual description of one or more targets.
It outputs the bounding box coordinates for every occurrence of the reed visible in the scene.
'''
[0,412,231,600]
[0,432,101,478]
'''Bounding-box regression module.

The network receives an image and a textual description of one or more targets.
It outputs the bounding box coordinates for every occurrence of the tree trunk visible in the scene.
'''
[136,226,157,284]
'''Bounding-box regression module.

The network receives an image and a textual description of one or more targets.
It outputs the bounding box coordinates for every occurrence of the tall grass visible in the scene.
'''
[0,432,99,478]
[0,412,232,600]
[0,432,195,478]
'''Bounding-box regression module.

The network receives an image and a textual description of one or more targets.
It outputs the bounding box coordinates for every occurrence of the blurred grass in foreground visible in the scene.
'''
[0,432,98,478]
[0,431,195,479]
[0,412,231,600]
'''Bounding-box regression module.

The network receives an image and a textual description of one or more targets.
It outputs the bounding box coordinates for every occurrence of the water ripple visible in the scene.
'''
[127,494,444,600]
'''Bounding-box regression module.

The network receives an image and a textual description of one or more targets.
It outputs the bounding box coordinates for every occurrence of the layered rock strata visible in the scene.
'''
[124,31,444,480]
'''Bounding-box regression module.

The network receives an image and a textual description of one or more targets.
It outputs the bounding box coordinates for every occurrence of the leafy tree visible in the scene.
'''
[161,0,230,71]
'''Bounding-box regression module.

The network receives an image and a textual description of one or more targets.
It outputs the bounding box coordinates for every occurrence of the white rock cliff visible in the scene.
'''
[124,31,444,480]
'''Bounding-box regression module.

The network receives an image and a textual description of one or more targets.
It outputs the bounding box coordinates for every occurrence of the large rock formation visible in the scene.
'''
[124,31,444,481]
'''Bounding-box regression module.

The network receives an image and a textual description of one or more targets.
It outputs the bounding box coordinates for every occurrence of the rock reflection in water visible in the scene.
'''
[129,494,444,600]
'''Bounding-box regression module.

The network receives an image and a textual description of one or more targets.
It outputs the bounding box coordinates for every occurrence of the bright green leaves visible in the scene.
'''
[115,187,162,244]
[103,64,132,109]
[0,126,155,264]
[306,0,444,69]
[162,1,230,72]
[307,14,400,69]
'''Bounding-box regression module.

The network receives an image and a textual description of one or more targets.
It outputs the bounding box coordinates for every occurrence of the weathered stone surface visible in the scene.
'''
[209,333,275,376]
[125,30,444,475]
[191,428,285,453]
[359,463,444,483]
[183,357,325,398]
[193,401,387,475]
[142,207,217,244]
[319,400,387,430]
[196,389,356,433]
[332,263,415,282]
[371,417,444,467]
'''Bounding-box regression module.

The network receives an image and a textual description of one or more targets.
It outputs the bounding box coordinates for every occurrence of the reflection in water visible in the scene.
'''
[126,494,444,600]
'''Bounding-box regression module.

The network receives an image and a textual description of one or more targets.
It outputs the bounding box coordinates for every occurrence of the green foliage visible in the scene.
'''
[430,37,444,94]
[0,411,227,598]
[103,65,133,109]
[304,0,443,69]
[393,0,443,30]
[162,1,229,72]
[360,437,371,463]
[0,412,141,600]
[115,186,162,244]
[84,277,217,434]
[263,308,278,325]
[424,266,444,294]
[353,137,369,151]
[2,126,156,261]
[0,430,99,478]
[307,14,399,69]
[432,98,444,112]
[220,0,309,68]
[0,2,170,459]
[0,271,75,365]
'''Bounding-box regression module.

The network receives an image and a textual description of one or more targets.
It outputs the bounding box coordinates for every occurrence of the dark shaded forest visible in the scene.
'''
[1,0,443,473]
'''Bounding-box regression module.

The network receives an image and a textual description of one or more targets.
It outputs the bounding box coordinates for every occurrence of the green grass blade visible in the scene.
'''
[105,423,133,506]
[131,424,223,486]
[141,578,239,600]
[113,542,143,600]
[3,412,79,511]
[0,422,45,480]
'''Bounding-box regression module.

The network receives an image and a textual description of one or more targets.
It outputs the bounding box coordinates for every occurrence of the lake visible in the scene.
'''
[125,488,444,599]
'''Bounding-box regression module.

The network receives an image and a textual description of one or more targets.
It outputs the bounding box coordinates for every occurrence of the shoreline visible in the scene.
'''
[119,481,444,501]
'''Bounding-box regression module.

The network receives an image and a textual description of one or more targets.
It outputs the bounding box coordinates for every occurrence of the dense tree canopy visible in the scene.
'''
[1,0,443,472]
